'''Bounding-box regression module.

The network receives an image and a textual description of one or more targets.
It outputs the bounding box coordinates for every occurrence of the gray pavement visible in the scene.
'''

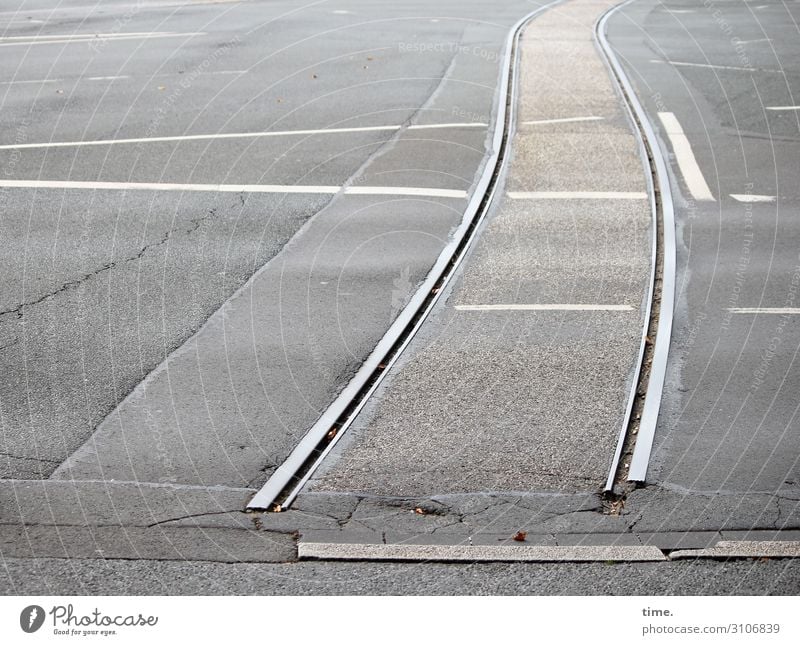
[606,0,800,531]
[0,0,546,480]
[2,556,798,595]
[1,0,799,597]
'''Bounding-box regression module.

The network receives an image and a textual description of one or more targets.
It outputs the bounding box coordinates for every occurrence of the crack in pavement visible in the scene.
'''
[0,207,221,322]
[0,451,60,464]
[146,509,248,529]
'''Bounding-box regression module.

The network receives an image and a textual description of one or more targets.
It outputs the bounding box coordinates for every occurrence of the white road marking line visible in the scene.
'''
[766,106,800,111]
[455,304,634,311]
[0,122,486,151]
[507,191,647,199]
[0,32,206,47]
[520,116,604,125]
[345,186,466,198]
[0,32,165,39]
[650,58,780,73]
[728,308,800,314]
[730,193,775,202]
[0,179,466,199]
[0,180,337,194]
[408,122,487,130]
[0,78,59,85]
[657,112,715,201]
[0,70,245,87]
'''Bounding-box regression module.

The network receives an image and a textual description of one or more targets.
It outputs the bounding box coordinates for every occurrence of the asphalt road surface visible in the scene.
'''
[0,0,798,596]
[0,0,546,482]
[607,0,800,532]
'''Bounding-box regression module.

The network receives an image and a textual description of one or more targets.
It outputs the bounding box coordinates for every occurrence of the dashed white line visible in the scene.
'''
[0,32,163,39]
[455,304,634,311]
[0,78,59,85]
[730,193,776,203]
[507,191,647,199]
[0,179,466,199]
[650,58,779,73]
[409,122,487,130]
[728,308,800,314]
[0,180,337,194]
[0,70,245,87]
[657,112,715,201]
[346,186,466,198]
[520,116,604,125]
[0,122,485,151]
[0,32,206,47]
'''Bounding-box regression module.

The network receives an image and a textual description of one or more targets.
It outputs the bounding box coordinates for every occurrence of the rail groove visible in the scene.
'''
[596,0,676,491]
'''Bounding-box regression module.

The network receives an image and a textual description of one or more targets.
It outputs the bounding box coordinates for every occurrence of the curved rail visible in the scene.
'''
[247,0,566,511]
[596,0,676,488]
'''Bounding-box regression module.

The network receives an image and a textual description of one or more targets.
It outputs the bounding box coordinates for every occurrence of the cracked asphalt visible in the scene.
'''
[0,0,547,480]
[1,0,799,597]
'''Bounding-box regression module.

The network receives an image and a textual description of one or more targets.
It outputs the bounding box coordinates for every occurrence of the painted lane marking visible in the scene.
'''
[0,180,337,194]
[346,186,466,198]
[409,122,487,130]
[507,191,647,199]
[0,32,168,39]
[730,193,775,202]
[728,308,800,314]
[0,32,206,47]
[520,116,604,125]
[0,70,246,87]
[0,122,486,151]
[0,78,59,85]
[0,179,466,199]
[657,112,715,201]
[650,58,781,73]
[455,304,633,311]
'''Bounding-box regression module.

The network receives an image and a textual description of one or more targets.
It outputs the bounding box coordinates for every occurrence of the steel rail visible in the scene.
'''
[247,0,565,511]
[596,0,677,487]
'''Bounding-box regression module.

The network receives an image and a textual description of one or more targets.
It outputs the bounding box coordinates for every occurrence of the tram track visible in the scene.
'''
[248,0,676,513]
[596,0,676,494]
